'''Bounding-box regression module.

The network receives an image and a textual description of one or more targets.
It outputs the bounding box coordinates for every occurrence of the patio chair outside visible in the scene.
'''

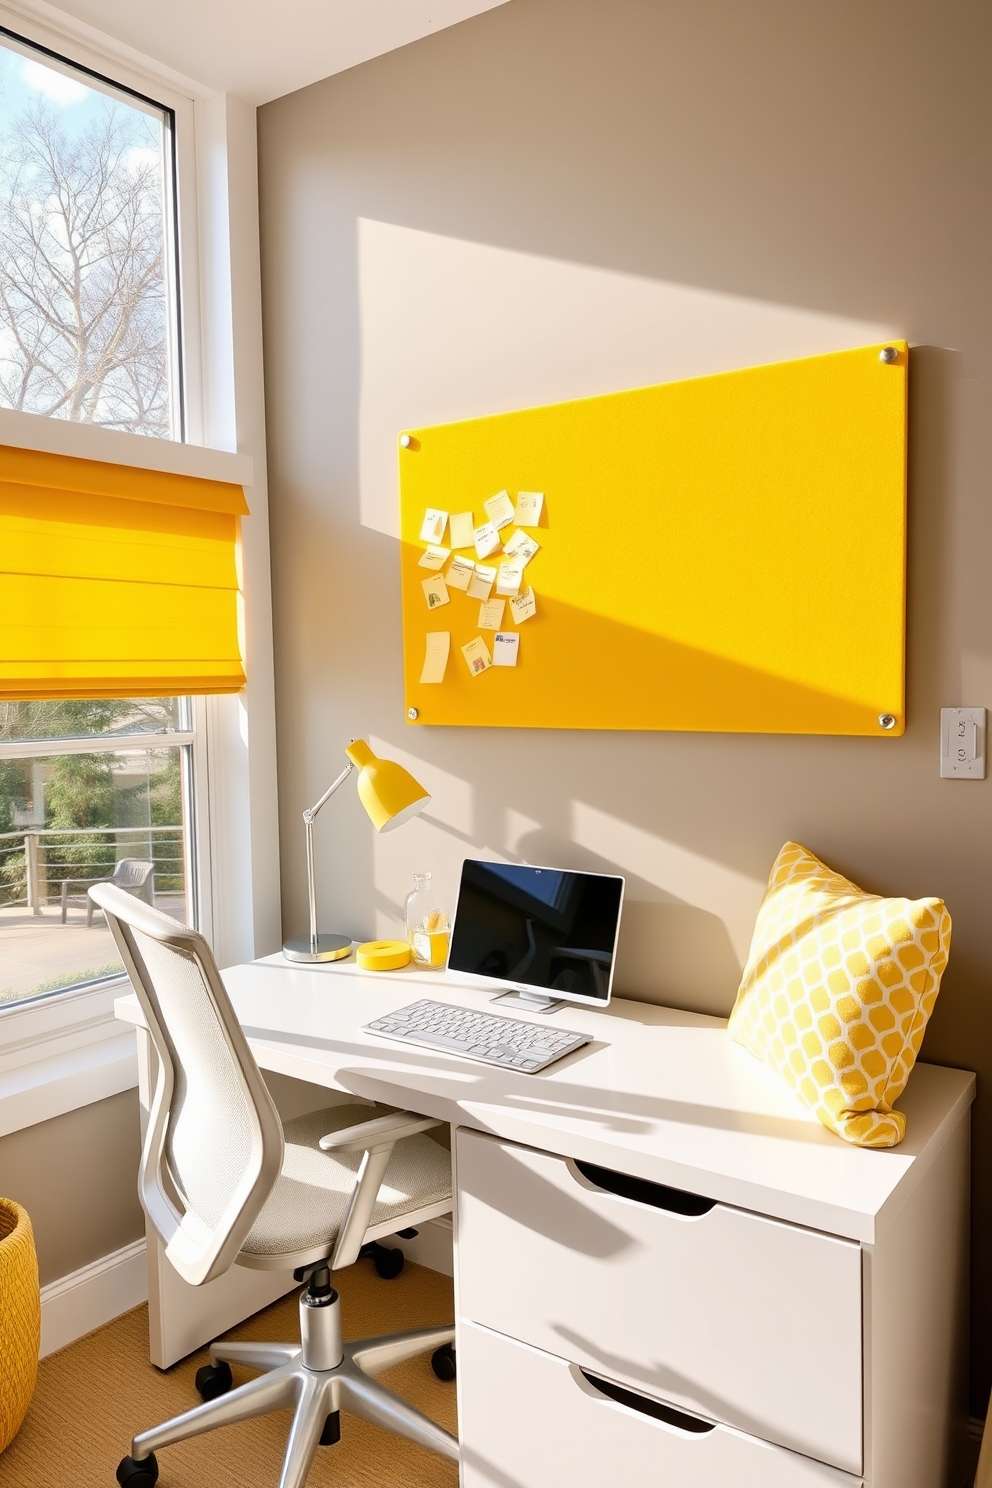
[60,859,156,925]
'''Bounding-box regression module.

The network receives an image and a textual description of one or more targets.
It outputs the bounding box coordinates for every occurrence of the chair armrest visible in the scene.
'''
[319,1111,443,1154]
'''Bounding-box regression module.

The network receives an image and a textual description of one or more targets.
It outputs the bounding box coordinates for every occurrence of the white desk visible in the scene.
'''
[116,955,975,1488]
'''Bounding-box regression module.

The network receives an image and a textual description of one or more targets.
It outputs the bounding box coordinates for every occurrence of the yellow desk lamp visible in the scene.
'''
[282,739,430,964]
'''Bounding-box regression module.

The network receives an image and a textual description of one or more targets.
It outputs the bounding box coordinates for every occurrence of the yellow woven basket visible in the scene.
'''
[0,1199,40,1453]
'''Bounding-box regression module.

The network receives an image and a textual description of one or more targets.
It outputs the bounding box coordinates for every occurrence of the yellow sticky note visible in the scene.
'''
[449,511,475,549]
[492,632,519,666]
[461,636,492,676]
[473,520,501,560]
[420,631,450,683]
[467,563,497,601]
[509,586,536,623]
[422,574,450,610]
[446,554,475,591]
[478,599,505,630]
[501,529,540,564]
[496,561,524,597]
[514,491,544,526]
[484,489,515,531]
[420,508,448,544]
[418,545,450,570]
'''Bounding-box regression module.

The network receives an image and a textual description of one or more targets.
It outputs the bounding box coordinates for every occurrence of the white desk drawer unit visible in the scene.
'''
[458,1319,862,1488]
[455,1129,864,1478]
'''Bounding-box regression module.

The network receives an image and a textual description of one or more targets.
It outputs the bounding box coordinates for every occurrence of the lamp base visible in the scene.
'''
[283,933,353,964]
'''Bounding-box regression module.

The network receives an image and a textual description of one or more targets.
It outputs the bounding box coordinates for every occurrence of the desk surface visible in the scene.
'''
[115,954,974,1245]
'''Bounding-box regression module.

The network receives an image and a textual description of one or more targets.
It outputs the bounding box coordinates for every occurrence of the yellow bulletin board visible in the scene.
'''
[399,341,907,734]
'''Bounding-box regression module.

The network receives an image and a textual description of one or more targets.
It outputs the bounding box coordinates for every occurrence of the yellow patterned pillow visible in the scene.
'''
[728,842,951,1148]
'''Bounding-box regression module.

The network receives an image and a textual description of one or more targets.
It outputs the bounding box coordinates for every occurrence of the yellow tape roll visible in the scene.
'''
[355,939,411,972]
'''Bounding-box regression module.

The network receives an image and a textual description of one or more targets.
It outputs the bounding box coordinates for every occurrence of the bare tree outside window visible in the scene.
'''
[0,37,179,437]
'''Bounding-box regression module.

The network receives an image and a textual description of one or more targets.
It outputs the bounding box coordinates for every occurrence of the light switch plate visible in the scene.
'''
[940,707,986,779]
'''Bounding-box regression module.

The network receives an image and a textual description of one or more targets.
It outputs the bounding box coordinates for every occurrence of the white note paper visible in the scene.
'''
[418,545,450,570]
[492,632,519,666]
[420,508,448,544]
[478,599,505,630]
[473,521,501,560]
[509,586,536,623]
[445,554,475,591]
[448,511,475,549]
[419,631,450,683]
[484,489,515,531]
[514,491,544,527]
[496,561,524,597]
[421,574,450,610]
[467,563,497,601]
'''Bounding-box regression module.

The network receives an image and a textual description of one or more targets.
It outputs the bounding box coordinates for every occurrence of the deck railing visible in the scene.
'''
[0,825,185,915]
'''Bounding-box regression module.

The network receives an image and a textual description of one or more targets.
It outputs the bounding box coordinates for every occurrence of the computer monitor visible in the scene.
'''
[447,859,625,1012]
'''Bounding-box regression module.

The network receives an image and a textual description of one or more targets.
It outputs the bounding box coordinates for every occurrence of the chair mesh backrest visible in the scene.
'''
[129,926,259,1229]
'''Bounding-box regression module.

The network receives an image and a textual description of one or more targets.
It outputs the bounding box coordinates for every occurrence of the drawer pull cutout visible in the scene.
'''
[579,1370,716,1434]
[573,1160,716,1216]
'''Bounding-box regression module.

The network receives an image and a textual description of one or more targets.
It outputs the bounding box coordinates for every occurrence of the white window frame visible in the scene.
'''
[0,5,281,1132]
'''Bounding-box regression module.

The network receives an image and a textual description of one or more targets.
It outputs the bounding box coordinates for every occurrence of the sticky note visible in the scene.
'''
[420,631,450,683]
[492,632,519,666]
[461,636,492,676]
[446,554,475,590]
[422,574,450,610]
[514,491,544,527]
[496,561,524,597]
[473,520,501,560]
[449,511,475,549]
[501,529,540,564]
[478,599,505,630]
[509,586,536,623]
[418,545,450,570]
[484,489,515,531]
[467,562,497,601]
[420,508,448,544]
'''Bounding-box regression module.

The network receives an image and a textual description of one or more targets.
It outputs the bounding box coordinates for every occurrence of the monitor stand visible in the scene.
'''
[490,989,567,1015]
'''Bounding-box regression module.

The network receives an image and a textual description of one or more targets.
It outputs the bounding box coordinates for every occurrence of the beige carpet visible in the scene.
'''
[0,1260,458,1488]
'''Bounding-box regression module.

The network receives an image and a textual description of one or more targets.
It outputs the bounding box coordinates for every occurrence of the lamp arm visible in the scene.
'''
[303,763,355,953]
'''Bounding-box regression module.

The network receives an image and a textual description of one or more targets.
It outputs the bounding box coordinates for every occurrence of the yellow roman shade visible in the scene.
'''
[0,444,250,699]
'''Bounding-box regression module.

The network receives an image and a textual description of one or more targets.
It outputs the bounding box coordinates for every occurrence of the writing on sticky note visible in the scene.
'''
[418,545,450,570]
[467,563,496,601]
[501,529,539,564]
[484,489,515,531]
[446,554,475,590]
[461,636,492,676]
[420,508,448,544]
[473,520,501,560]
[420,632,449,683]
[422,574,450,610]
[448,511,475,549]
[514,491,543,527]
[509,586,536,623]
[496,561,524,597]
[492,632,519,667]
[478,599,505,630]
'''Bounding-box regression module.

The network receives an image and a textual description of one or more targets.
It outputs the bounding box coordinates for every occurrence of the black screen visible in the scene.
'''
[447,860,624,1004]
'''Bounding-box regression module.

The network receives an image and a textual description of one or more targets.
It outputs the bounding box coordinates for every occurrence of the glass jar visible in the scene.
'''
[405,872,449,968]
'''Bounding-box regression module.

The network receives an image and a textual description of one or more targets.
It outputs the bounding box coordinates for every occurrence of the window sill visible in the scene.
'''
[0,978,138,1138]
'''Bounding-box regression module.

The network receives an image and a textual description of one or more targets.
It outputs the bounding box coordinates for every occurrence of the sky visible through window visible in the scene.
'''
[0,36,178,436]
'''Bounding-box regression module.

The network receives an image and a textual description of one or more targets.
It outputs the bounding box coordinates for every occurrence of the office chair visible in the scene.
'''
[91,883,458,1488]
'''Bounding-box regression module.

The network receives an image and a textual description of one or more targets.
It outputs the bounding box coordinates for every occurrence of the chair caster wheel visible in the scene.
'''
[431,1343,456,1381]
[363,1240,404,1279]
[195,1360,233,1401]
[116,1452,159,1486]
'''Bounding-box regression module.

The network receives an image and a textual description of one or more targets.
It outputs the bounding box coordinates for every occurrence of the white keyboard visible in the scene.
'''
[363,999,590,1073]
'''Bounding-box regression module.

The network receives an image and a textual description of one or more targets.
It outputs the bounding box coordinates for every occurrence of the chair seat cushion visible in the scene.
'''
[240,1105,451,1260]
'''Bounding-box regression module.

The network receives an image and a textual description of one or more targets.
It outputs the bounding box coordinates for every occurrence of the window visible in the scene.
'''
[0,28,182,438]
[0,697,196,1008]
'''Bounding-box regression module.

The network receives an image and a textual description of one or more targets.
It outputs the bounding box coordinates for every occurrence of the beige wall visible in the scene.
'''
[0,1090,144,1287]
[257,0,992,1407]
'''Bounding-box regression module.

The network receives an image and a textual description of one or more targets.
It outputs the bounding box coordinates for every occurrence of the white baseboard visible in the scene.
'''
[40,1237,148,1358]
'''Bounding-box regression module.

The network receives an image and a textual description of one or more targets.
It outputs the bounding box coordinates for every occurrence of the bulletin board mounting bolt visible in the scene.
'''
[878,714,897,730]
[879,347,899,364]
[399,434,412,447]
[407,707,419,721]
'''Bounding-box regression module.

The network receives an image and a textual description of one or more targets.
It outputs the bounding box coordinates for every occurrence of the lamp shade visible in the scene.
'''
[345,740,430,832]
